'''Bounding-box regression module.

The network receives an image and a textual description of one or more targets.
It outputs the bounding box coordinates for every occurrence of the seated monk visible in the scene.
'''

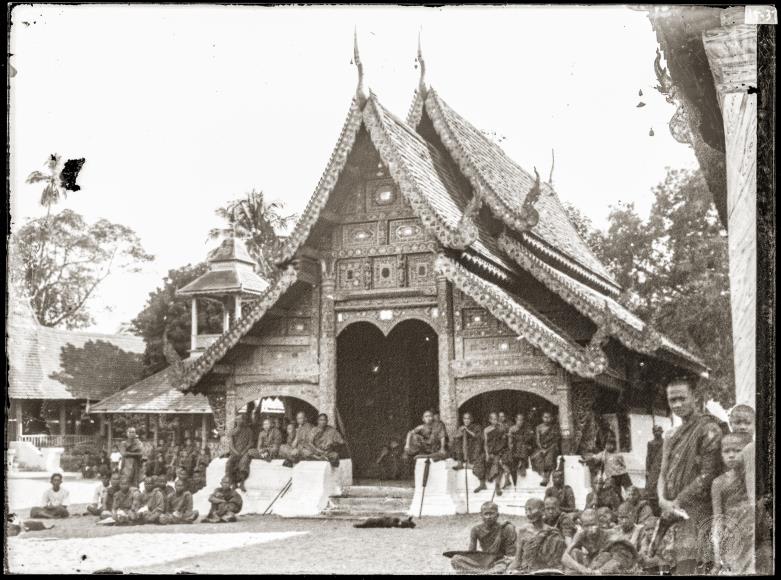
[597,506,616,530]
[204,476,243,523]
[635,516,676,574]
[446,501,517,574]
[112,478,142,525]
[542,496,577,545]
[507,498,567,574]
[30,473,70,519]
[529,411,560,486]
[279,411,314,467]
[625,485,654,526]
[450,412,486,489]
[159,478,199,525]
[480,412,511,495]
[545,470,577,513]
[224,413,255,491]
[86,473,112,516]
[614,502,642,546]
[96,473,121,519]
[507,413,535,482]
[248,417,283,462]
[404,410,448,461]
[299,413,344,467]
[137,475,167,524]
[561,509,616,574]
[588,538,639,574]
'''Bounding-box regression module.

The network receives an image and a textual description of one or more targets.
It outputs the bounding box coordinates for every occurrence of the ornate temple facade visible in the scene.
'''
[173,42,707,480]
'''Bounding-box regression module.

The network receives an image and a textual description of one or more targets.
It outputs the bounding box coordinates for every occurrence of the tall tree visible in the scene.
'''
[209,189,296,277]
[131,264,224,374]
[10,210,153,329]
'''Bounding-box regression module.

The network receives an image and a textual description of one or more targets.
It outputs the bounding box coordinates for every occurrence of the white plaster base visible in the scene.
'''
[452,463,547,516]
[407,458,461,517]
[561,455,591,511]
[193,458,353,518]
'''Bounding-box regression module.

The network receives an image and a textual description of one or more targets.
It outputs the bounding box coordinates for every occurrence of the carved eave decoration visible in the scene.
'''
[172,266,300,391]
[425,89,541,233]
[435,254,608,378]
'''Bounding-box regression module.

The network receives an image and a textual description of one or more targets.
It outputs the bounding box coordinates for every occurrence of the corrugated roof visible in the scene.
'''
[7,300,146,400]
[91,367,212,414]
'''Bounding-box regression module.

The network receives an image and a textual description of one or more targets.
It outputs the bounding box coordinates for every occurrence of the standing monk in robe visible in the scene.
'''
[403,410,448,461]
[160,478,199,525]
[645,425,664,515]
[530,411,561,486]
[224,414,255,491]
[657,379,723,575]
[448,502,517,574]
[508,413,535,482]
[204,476,243,523]
[480,412,510,495]
[248,417,283,462]
[119,427,144,488]
[508,498,567,574]
[300,413,344,467]
[280,411,314,467]
[451,412,486,490]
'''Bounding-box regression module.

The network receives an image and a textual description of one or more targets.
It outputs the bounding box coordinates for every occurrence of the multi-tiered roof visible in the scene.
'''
[175,39,706,392]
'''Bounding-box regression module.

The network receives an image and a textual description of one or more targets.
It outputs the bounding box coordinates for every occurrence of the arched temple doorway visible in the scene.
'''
[336,319,439,480]
[459,389,558,433]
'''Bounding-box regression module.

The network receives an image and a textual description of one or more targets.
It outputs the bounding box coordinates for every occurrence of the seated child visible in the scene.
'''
[30,473,69,519]
[204,477,243,523]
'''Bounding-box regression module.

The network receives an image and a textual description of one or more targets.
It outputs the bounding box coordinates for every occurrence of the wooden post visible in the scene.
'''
[191,298,198,352]
[703,11,757,407]
[107,415,113,452]
[59,403,67,437]
[15,401,24,439]
[201,414,208,450]
[234,294,242,322]
[223,297,231,332]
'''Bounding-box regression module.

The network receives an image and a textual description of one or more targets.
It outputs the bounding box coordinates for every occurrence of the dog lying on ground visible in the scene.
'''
[353,516,416,528]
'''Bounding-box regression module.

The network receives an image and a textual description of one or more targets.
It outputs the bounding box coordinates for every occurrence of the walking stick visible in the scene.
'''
[418,457,432,518]
[263,477,292,515]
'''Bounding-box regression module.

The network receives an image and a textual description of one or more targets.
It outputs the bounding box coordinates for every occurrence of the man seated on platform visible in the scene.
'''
[284,422,296,445]
[508,412,535,482]
[624,485,653,526]
[204,476,243,523]
[543,496,577,545]
[86,472,113,516]
[280,411,314,467]
[30,473,70,519]
[374,437,404,480]
[480,412,511,495]
[224,413,256,491]
[561,509,616,574]
[545,470,577,513]
[299,413,344,467]
[432,410,450,448]
[614,502,642,546]
[530,411,561,487]
[451,412,485,482]
[248,417,283,462]
[403,410,448,461]
[159,478,199,525]
[448,501,517,574]
[111,477,142,525]
[136,475,167,525]
[508,498,567,574]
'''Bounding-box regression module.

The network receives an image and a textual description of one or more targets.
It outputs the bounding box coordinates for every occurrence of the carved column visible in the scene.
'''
[319,261,337,419]
[703,10,757,407]
[436,276,457,433]
[555,369,575,455]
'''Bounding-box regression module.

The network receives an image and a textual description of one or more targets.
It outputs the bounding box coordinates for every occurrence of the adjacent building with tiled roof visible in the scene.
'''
[167,41,708,483]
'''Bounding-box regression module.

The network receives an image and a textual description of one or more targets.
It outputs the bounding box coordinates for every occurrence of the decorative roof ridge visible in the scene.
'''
[274,100,364,265]
[362,95,477,251]
[435,254,607,378]
[406,89,426,128]
[173,266,299,391]
[425,89,541,233]
[517,230,622,296]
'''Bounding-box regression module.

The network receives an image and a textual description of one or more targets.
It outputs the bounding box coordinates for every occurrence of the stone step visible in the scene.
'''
[337,485,414,499]
[328,496,411,511]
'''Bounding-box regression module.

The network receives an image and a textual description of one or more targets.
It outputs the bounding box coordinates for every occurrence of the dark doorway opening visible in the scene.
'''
[336,319,439,480]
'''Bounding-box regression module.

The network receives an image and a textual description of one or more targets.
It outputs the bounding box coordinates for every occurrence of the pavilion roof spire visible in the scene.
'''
[416,30,427,96]
[353,28,368,106]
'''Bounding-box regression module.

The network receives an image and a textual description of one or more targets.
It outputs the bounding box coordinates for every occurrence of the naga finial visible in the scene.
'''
[353,28,368,106]
[417,29,427,96]
[548,148,555,185]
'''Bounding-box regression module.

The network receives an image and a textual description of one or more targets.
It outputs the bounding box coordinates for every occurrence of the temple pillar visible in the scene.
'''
[234,295,242,322]
[703,10,757,407]
[223,297,231,332]
[436,276,457,433]
[319,275,337,420]
[555,369,575,455]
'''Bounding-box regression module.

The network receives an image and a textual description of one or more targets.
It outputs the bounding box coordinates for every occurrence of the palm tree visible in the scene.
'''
[209,189,296,278]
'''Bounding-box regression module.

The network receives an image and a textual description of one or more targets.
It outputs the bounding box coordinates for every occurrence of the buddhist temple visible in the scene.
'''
[173,38,707,506]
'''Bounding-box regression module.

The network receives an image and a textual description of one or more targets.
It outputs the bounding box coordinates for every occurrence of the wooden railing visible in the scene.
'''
[17,434,98,449]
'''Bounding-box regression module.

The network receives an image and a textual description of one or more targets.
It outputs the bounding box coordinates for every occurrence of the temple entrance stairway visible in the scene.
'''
[323,480,414,517]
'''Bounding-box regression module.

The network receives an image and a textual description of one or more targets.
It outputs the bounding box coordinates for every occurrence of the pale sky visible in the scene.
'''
[9,4,698,334]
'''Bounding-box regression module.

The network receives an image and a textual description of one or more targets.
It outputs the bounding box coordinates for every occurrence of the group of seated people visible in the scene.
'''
[405,409,563,495]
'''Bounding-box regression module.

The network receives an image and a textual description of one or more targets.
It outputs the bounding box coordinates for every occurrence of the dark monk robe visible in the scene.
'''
[301,425,344,466]
[484,424,509,484]
[508,422,535,480]
[510,524,567,573]
[406,422,448,460]
[120,438,144,488]
[530,422,561,483]
[280,422,314,463]
[659,410,723,566]
[248,426,283,461]
[225,421,255,488]
[450,521,517,573]
[139,485,166,524]
[159,490,199,524]
[205,486,243,522]
[452,422,485,480]
[545,484,577,513]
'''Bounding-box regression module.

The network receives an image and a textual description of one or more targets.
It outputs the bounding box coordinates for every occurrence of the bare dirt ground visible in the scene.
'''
[7,504,497,575]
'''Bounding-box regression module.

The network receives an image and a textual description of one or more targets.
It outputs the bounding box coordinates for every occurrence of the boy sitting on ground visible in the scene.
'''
[204,476,243,523]
[159,478,199,525]
[30,473,70,519]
